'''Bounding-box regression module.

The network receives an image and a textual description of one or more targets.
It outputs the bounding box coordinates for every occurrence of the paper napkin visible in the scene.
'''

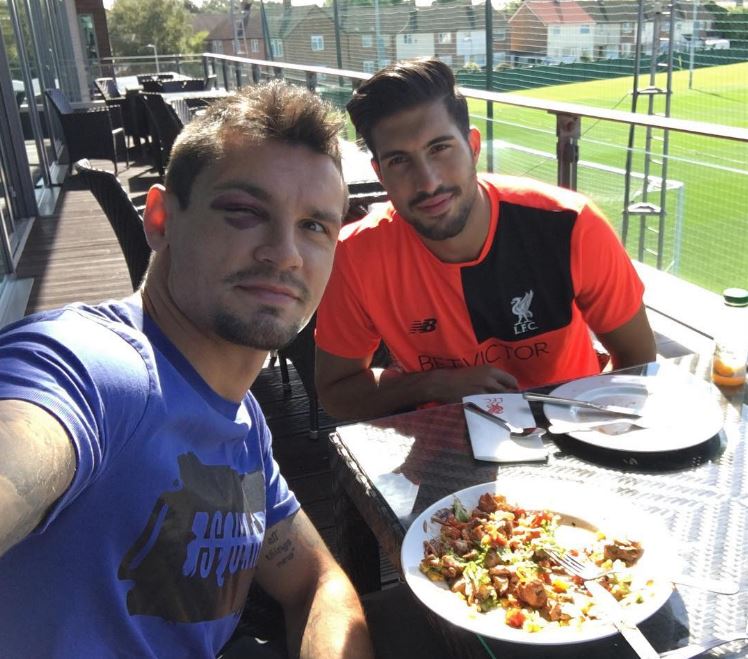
[462,393,548,463]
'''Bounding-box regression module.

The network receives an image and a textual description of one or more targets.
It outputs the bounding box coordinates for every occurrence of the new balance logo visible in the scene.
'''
[409,317,438,334]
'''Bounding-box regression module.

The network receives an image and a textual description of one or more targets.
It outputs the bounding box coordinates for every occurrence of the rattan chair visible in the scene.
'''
[138,92,183,178]
[45,88,128,174]
[276,315,320,439]
[74,159,151,290]
[94,78,138,148]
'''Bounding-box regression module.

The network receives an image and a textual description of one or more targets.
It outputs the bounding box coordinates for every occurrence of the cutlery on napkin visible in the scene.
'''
[462,394,548,463]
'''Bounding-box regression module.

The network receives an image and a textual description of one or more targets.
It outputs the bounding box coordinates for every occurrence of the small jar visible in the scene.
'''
[711,287,748,387]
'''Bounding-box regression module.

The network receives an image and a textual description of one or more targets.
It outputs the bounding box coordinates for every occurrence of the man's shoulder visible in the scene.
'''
[481,173,589,214]
[1,298,148,366]
[338,203,404,247]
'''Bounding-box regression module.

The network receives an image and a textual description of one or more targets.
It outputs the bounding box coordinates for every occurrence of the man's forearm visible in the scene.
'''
[319,367,441,421]
[286,568,374,659]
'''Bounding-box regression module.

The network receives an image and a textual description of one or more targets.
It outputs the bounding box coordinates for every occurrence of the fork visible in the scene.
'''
[544,547,660,659]
[542,549,738,594]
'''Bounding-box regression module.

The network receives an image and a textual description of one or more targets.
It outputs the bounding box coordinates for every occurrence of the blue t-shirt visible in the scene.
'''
[0,298,299,658]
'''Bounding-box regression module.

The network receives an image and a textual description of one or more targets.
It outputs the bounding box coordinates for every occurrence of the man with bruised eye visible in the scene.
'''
[0,81,373,658]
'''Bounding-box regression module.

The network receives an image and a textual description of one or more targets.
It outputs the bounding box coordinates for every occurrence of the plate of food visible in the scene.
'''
[542,372,723,452]
[401,478,674,645]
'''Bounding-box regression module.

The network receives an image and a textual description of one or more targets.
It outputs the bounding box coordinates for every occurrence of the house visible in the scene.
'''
[336,4,412,73]
[413,3,510,68]
[335,1,509,73]
[509,0,596,64]
[264,4,339,68]
[203,7,265,58]
[576,1,645,58]
[510,0,716,65]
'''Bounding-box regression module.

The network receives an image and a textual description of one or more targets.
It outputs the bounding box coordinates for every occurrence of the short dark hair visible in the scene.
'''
[346,58,469,159]
[166,81,345,209]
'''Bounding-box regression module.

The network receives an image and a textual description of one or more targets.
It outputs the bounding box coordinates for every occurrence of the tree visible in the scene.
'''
[197,0,232,11]
[107,0,201,57]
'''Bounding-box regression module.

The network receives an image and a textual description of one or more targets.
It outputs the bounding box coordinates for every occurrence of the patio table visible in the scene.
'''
[328,352,747,658]
[162,89,230,125]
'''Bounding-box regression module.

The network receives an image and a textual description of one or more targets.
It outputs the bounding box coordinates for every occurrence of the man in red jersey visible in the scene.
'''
[315,59,655,421]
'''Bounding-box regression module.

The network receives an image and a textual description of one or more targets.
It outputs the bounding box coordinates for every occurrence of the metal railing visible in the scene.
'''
[196,53,747,298]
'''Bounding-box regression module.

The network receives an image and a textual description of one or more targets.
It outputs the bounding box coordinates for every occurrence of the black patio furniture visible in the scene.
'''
[136,73,174,86]
[274,315,320,440]
[93,77,140,148]
[45,88,128,174]
[74,159,151,290]
[161,78,206,93]
[138,92,184,178]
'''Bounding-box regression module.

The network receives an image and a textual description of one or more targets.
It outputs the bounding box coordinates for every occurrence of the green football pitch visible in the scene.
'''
[467,62,748,293]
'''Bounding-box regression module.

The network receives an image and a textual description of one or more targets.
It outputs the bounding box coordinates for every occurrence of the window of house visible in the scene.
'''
[580,25,590,34]
[235,19,245,39]
[622,22,633,33]
[250,39,259,53]
[361,34,373,48]
[493,28,507,40]
[311,35,324,51]
[212,40,224,54]
[438,32,451,44]
[403,33,414,44]
[271,39,284,57]
[363,60,375,73]
[551,26,560,35]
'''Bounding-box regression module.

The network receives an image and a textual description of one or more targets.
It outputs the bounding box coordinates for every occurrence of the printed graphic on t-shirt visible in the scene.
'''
[118,452,265,622]
[461,201,576,342]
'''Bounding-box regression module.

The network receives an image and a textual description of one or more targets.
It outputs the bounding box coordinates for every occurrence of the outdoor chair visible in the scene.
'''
[138,92,183,178]
[94,77,138,148]
[74,159,151,290]
[274,315,320,439]
[45,88,128,174]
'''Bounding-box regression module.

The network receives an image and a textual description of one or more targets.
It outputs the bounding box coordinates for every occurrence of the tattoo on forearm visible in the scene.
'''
[264,537,295,568]
[0,401,75,557]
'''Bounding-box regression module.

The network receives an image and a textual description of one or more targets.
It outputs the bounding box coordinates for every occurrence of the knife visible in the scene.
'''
[585,580,660,658]
[523,392,642,418]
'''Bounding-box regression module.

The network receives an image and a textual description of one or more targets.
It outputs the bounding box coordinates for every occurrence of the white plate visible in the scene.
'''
[401,478,674,645]
[543,372,723,452]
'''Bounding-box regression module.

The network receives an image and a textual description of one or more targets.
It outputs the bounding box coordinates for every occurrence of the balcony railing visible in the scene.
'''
[96,53,746,334]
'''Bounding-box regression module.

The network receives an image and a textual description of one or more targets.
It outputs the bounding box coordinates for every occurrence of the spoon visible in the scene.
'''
[463,402,546,438]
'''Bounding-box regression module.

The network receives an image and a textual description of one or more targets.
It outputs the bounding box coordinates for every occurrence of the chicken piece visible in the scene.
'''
[484,548,501,568]
[491,575,510,596]
[603,538,643,566]
[515,578,548,609]
[544,601,572,622]
[478,492,499,513]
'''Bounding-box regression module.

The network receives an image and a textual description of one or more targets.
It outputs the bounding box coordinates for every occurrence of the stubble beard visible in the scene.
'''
[405,178,480,242]
[212,264,312,350]
[213,306,305,351]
